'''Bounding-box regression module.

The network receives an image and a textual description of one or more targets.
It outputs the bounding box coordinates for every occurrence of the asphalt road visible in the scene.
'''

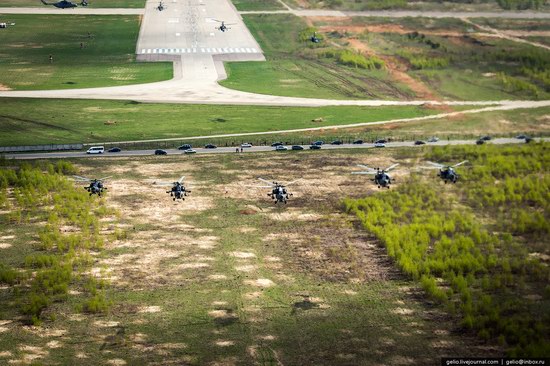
[5,138,545,160]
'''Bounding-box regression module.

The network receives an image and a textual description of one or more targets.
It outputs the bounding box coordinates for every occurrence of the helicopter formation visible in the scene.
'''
[72,159,468,203]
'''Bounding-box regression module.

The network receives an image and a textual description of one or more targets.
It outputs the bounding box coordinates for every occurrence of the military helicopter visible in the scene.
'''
[421,160,468,183]
[352,163,399,188]
[157,1,164,11]
[310,32,320,43]
[213,20,235,32]
[0,21,16,29]
[40,0,81,8]
[73,175,110,196]
[248,178,299,204]
[154,175,191,201]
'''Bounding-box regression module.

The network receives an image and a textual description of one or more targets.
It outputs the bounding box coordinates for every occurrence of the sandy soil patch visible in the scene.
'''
[244,279,275,288]
[106,359,127,365]
[0,243,12,249]
[138,306,162,313]
[208,274,228,280]
[393,307,415,315]
[214,340,235,347]
[230,251,256,259]
[234,264,257,272]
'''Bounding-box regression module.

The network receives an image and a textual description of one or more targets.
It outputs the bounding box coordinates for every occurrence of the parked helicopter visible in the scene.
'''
[248,178,299,204]
[73,175,110,196]
[154,175,191,201]
[157,1,164,11]
[421,160,468,183]
[213,20,235,32]
[40,0,81,8]
[0,21,16,29]
[352,163,399,188]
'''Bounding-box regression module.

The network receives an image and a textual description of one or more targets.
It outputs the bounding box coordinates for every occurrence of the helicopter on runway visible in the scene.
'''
[248,178,299,204]
[155,175,191,201]
[352,163,399,188]
[157,1,164,11]
[0,21,16,29]
[73,175,110,196]
[213,20,236,32]
[421,160,468,183]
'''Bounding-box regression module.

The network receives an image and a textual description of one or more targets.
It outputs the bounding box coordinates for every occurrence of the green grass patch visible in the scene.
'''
[0,98,444,146]
[0,15,172,90]
[230,0,285,10]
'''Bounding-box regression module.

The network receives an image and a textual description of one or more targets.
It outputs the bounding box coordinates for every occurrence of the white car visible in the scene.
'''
[241,143,252,148]
[275,145,288,151]
[427,137,440,142]
[86,146,104,154]
[183,149,197,154]
[374,143,386,148]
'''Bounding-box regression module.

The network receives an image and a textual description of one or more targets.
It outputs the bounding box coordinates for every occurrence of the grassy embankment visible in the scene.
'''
[230,0,285,11]
[0,15,172,90]
[345,142,550,356]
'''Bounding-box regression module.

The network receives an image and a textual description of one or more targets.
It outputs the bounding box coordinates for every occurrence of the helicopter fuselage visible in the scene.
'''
[168,182,189,201]
[86,180,105,196]
[374,172,392,188]
[439,168,458,183]
[270,185,289,203]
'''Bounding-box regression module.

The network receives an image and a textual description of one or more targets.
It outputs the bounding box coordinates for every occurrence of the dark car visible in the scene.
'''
[476,139,485,145]
[271,142,283,147]
[375,139,387,144]
[312,140,324,146]
[107,147,121,153]
[204,144,217,149]
[330,140,343,145]
[414,140,426,145]
[352,139,364,144]
[516,134,527,139]
[481,135,492,141]
[291,145,304,150]
[154,149,167,155]
[178,144,192,150]
[309,145,321,150]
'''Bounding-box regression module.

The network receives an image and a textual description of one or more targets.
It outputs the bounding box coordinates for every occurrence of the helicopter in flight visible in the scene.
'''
[352,163,399,188]
[155,175,191,201]
[213,20,235,32]
[73,175,110,196]
[421,160,468,183]
[248,178,299,204]
[41,0,87,7]
[157,1,164,11]
[310,32,320,43]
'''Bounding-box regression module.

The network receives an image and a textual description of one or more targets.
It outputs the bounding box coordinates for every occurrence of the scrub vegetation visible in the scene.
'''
[0,160,117,327]
[0,0,145,8]
[344,142,550,357]
[0,15,172,90]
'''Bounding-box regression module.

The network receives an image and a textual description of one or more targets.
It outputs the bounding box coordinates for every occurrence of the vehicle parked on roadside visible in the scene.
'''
[241,143,252,148]
[330,140,343,145]
[275,145,288,151]
[107,147,121,153]
[415,140,426,145]
[204,144,217,149]
[291,145,304,150]
[271,141,283,147]
[309,145,321,150]
[352,140,364,144]
[154,149,167,155]
[374,142,386,148]
[184,149,196,154]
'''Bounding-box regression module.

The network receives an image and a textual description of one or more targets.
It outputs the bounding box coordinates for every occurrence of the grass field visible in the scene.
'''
[0,152,501,365]
[0,15,172,90]
[220,14,416,100]
[230,0,285,11]
[0,98,447,146]
[0,0,145,7]
[220,14,550,101]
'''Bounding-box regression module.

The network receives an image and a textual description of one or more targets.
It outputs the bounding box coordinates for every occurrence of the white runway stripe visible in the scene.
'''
[245,48,251,53]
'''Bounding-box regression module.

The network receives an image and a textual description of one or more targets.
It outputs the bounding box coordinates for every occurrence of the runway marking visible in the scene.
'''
[176,32,181,36]
[201,48,205,52]
[138,47,262,54]
[210,32,215,36]
[153,49,158,54]
[245,48,251,52]
[141,48,146,53]
[168,18,179,23]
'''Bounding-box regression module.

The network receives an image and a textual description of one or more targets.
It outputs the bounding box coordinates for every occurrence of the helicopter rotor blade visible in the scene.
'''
[178,175,185,184]
[98,176,112,181]
[153,182,174,186]
[426,161,445,169]
[72,175,92,181]
[385,163,399,172]
[257,177,275,186]
[419,166,440,170]
[244,185,273,188]
[452,160,469,168]
[352,171,377,175]
[285,179,300,186]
